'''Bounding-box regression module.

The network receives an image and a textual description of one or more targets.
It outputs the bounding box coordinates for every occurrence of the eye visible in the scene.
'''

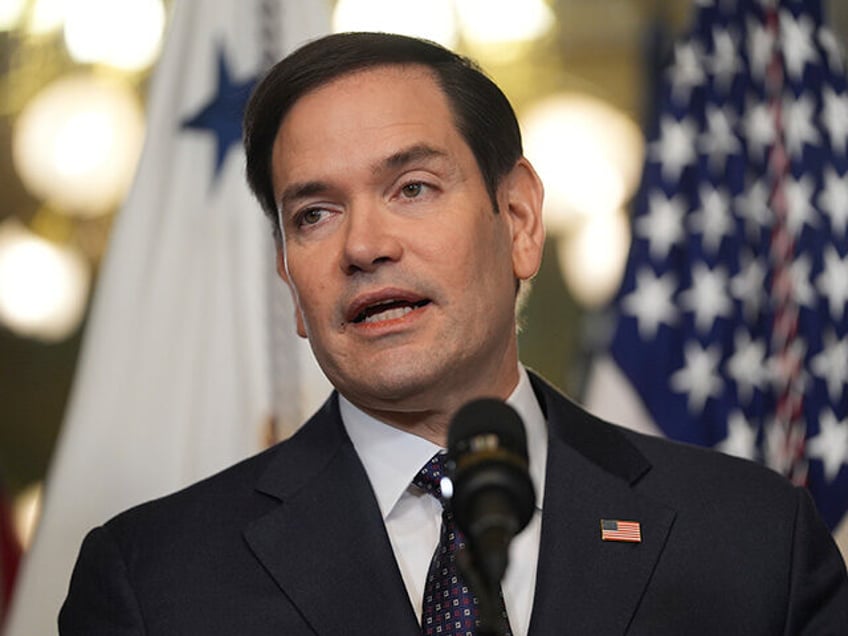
[400,182,426,198]
[296,207,332,227]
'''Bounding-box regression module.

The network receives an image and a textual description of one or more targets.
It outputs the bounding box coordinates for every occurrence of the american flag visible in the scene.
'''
[605,0,848,531]
[600,519,642,543]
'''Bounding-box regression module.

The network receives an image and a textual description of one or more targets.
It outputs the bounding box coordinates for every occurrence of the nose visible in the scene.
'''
[340,201,403,274]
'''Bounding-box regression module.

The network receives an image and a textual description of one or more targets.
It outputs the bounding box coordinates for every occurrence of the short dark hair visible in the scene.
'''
[243,31,523,244]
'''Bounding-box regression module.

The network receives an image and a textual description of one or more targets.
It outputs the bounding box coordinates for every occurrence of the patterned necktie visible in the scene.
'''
[414,453,512,636]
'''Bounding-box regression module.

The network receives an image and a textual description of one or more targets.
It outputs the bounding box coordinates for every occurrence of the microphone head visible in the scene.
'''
[447,398,535,540]
[447,398,529,463]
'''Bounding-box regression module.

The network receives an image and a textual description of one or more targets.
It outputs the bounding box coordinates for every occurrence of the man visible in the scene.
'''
[60,32,847,635]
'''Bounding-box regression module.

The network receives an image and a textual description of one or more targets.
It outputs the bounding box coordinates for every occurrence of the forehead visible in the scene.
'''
[270,65,469,187]
[285,63,454,129]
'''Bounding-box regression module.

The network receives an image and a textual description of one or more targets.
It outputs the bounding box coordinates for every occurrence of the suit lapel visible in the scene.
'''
[243,395,420,635]
[527,374,677,635]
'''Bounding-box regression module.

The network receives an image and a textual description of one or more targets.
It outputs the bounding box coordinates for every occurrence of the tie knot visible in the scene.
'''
[413,453,448,500]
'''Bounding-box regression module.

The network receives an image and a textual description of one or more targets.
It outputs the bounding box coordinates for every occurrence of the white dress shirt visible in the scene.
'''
[340,366,548,636]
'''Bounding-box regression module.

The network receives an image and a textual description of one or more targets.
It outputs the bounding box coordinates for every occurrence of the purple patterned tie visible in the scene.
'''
[414,454,512,636]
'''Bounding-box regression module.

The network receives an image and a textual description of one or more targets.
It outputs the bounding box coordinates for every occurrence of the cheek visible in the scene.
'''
[285,256,330,320]
[471,214,514,272]
[445,233,512,302]
[292,273,327,314]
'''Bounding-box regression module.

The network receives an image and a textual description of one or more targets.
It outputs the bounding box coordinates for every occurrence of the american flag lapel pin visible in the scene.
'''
[600,519,642,543]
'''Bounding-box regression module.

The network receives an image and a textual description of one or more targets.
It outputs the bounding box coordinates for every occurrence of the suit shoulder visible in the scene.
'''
[602,419,808,529]
[100,395,342,546]
[530,371,799,507]
[618,422,795,493]
[103,443,280,542]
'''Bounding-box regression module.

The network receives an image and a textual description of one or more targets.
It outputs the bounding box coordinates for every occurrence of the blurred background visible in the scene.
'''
[1,0,848,627]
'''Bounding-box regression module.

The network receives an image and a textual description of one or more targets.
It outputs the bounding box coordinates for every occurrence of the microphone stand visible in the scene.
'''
[457,546,510,636]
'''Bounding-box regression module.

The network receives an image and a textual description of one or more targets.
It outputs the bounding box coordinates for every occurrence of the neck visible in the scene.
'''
[353,365,522,447]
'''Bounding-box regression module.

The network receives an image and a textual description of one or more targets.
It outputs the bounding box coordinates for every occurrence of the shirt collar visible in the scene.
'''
[340,366,548,520]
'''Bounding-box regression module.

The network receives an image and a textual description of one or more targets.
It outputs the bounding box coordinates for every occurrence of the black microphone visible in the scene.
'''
[446,398,535,591]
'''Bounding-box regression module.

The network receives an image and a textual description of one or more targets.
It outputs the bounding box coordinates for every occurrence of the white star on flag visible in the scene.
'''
[819,27,844,74]
[668,41,705,105]
[810,331,848,403]
[735,179,771,239]
[818,167,848,237]
[670,341,723,415]
[815,246,848,320]
[717,410,759,460]
[679,263,733,333]
[780,9,819,80]
[650,115,699,183]
[636,190,687,260]
[807,410,848,482]
[743,102,776,162]
[700,106,742,174]
[731,251,767,320]
[821,87,848,156]
[710,27,742,93]
[691,184,735,253]
[746,17,774,80]
[621,268,679,340]
[784,175,820,237]
[783,94,821,159]
[726,329,769,404]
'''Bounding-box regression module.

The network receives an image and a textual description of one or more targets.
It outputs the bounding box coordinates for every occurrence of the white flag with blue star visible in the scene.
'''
[6,2,330,634]
[585,0,848,557]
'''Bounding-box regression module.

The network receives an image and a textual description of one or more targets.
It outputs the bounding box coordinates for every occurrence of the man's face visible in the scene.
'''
[270,65,543,419]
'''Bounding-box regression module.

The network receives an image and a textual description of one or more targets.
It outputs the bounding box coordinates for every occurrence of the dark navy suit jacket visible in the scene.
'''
[60,373,848,634]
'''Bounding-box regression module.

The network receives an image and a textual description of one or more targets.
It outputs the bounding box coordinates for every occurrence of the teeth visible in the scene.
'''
[363,305,414,323]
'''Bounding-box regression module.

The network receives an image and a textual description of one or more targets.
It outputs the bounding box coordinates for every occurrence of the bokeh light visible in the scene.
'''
[557,209,631,308]
[25,0,66,35]
[64,0,166,71]
[0,0,27,31]
[332,0,458,47]
[12,73,145,217]
[0,220,91,341]
[522,93,644,232]
[455,0,554,44]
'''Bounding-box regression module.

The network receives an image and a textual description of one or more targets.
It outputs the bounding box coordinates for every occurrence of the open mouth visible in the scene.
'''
[351,299,431,324]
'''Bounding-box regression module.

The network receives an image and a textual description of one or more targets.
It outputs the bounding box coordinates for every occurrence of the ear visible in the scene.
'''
[275,241,308,339]
[502,157,545,281]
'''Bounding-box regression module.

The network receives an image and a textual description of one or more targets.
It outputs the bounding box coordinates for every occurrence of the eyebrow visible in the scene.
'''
[277,143,451,214]
[279,180,331,216]
[377,143,449,174]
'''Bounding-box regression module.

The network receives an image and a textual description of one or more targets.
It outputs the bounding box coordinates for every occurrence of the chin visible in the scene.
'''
[335,360,448,407]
